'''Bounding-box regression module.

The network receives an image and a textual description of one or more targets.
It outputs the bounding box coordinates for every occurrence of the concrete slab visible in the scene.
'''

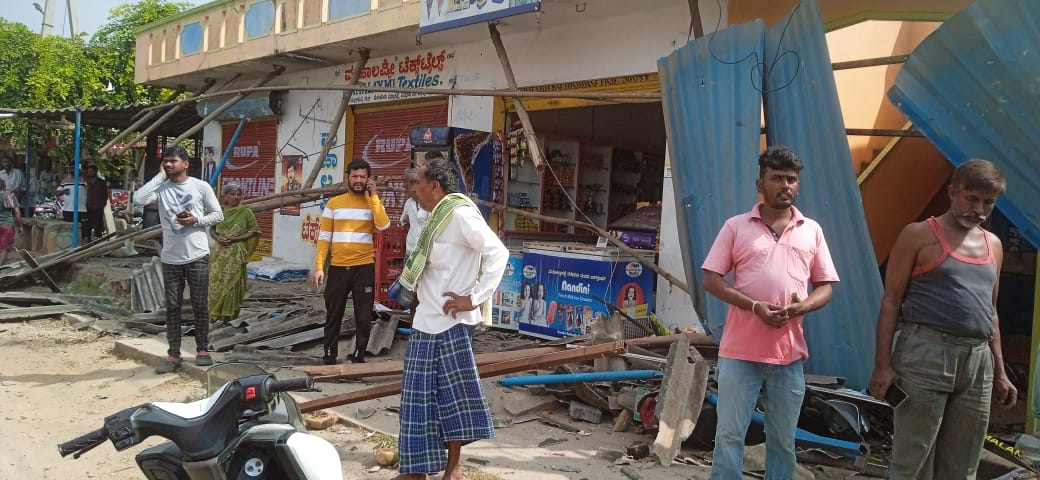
[500,387,558,416]
[652,333,696,466]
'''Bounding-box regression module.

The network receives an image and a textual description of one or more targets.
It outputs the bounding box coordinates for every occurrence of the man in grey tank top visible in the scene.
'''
[868,159,1016,479]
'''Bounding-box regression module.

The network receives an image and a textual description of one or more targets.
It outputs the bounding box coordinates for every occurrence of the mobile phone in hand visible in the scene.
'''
[885,384,909,408]
[176,211,190,219]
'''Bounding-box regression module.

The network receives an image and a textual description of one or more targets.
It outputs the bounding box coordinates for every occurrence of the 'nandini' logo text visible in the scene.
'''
[560,280,590,295]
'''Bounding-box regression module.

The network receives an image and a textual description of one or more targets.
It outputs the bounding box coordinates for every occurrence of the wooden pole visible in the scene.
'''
[115,80,219,155]
[303,48,370,189]
[100,83,192,154]
[134,85,662,114]
[299,340,627,412]
[471,197,691,295]
[489,23,547,173]
[166,66,285,148]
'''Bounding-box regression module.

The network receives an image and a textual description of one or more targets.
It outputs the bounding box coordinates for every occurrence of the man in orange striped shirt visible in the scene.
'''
[310,159,390,364]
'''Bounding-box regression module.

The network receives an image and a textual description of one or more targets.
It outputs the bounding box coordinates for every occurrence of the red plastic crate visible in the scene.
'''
[375,227,407,257]
[375,255,405,306]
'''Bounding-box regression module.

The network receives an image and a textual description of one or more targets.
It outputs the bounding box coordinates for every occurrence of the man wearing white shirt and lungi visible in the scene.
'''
[390,157,507,480]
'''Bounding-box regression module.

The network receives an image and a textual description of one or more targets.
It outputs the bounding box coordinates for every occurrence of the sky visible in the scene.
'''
[1,0,208,38]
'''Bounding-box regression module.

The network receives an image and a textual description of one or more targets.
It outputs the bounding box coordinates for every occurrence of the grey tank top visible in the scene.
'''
[900,217,997,339]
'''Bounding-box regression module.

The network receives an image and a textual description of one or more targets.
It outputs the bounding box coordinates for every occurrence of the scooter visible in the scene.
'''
[58,362,344,480]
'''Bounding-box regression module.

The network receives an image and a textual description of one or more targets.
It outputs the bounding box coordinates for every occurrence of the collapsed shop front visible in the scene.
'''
[491,73,674,339]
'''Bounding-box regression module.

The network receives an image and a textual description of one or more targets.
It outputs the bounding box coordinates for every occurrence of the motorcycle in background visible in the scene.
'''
[33,195,62,219]
[58,362,344,480]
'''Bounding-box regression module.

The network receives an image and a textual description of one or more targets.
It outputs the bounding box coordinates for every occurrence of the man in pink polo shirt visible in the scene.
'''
[702,146,839,480]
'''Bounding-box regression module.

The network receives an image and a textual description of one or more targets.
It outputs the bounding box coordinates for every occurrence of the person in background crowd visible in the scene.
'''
[703,146,839,480]
[84,165,109,242]
[310,159,390,365]
[208,182,260,325]
[57,169,88,224]
[0,179,25,265]
[869,159,1016,479]
[0,155,24,203]
[393,157,507,480]
[133,146,223,374]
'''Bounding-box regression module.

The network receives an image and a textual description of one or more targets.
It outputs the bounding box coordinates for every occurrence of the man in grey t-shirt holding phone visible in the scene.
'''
[133,146,223,373]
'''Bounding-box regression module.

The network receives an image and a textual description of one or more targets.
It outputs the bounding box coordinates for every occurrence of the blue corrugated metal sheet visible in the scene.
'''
[888,0,1040,249]
[762,0,882,390]
[658,20,765,341]
[660,0,882,390]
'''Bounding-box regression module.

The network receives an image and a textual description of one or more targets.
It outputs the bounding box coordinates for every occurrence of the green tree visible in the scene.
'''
[88,0,195,105]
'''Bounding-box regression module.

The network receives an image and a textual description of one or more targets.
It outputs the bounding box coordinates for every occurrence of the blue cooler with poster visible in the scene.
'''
[518,244,655,339]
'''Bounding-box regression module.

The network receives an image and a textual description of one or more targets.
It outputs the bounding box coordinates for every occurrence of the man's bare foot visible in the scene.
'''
[440,468,465,480]
[393,475,429,480]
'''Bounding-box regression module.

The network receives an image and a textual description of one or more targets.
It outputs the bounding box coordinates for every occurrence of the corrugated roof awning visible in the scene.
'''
[0,103,201,138]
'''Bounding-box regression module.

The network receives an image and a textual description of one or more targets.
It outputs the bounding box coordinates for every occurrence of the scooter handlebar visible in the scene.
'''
[57,428,107,458]
[268,377,313,395]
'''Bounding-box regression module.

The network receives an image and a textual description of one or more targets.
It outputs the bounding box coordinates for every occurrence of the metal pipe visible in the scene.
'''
[210,116,247,187]
[72,108,82,248]
[500,370,663,386]
[304,48,370,189]
[117,80,219,155]
[832,54,909,71]
[706,392,863,458]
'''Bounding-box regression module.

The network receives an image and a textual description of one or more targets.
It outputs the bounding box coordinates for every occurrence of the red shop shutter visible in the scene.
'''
[351,102,448,220]
[220,119,278,259]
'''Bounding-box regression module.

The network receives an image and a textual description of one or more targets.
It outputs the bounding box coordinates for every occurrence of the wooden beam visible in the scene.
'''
[299,340,627,413]
[17,249,61,293]
[298,346,566,380]
[489,23,547,173]
[0,305,88,322]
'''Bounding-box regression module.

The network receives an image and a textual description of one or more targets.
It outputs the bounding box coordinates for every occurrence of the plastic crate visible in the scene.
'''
[375,255,405,306]
[375,227,407,257]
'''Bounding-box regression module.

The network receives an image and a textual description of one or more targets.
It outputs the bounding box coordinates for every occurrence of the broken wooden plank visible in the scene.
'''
[0,304,90,322]
[17,249,62,293]
[299,340,627,412]
[0,291,70,306]
[298,346,567,380]
[626,332,717,349]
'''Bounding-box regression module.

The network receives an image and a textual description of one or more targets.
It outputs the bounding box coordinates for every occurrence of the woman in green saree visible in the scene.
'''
[208,183,260,324]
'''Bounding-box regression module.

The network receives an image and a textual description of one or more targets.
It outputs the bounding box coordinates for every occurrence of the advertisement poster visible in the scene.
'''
[280,154,304,216]
[420,0,541,35]
[491,254,523,331]
[518,250,655,339]
[202,146,218,183]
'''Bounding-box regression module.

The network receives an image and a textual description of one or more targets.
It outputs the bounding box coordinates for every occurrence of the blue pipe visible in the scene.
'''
[705,392,863,458]
[500,370,663,386]
[24,123,31,217]
[72,108,82,248]
[210,116,247,187]
[396,327,412,335]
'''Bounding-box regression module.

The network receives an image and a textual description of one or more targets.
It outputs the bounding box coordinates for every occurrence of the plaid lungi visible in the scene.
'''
[398,324,494,474]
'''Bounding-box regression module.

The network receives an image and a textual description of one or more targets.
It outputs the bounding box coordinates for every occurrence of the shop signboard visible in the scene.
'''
[420,0,541,35]
[518,249,655,339]
[492,254,523,331]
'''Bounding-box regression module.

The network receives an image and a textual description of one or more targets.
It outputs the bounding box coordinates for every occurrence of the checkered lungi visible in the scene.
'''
[398,324,494,474]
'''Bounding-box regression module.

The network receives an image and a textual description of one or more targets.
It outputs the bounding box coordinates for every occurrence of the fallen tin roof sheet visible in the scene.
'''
[888,0,1040,249]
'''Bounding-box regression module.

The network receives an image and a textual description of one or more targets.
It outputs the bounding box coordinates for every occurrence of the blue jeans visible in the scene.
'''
[711,357,805,480]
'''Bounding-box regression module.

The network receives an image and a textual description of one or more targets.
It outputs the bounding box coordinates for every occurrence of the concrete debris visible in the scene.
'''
[568,400,603,424]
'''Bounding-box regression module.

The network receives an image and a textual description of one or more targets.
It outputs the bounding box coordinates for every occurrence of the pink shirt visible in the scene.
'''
[702,204,839,365]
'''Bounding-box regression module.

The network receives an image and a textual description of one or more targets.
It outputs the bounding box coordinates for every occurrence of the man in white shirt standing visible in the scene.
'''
[133,146,224,373]
[394,157,507,480]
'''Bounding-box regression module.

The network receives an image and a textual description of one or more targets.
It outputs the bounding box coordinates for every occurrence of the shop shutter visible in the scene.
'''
[220,119,278,259]
[351,102,448,220]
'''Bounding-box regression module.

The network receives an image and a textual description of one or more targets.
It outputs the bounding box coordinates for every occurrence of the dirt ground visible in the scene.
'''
[0,319,411,480]
[0,255,1028,479]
